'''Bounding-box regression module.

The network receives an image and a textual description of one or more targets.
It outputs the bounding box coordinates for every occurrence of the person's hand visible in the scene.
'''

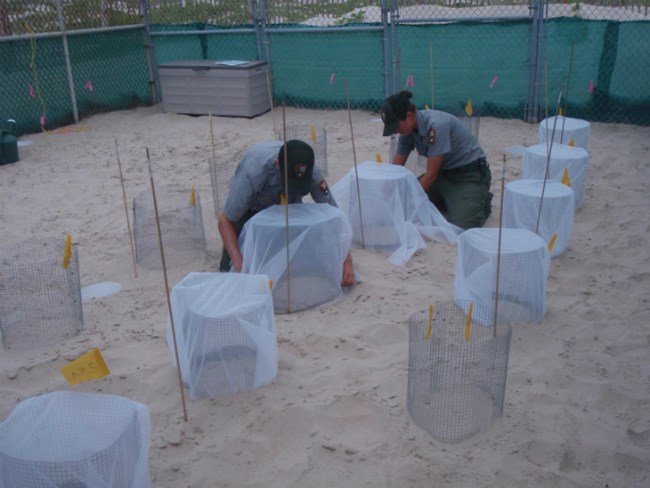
[341,253,355,287]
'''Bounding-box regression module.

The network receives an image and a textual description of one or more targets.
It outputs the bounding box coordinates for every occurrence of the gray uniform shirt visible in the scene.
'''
[395,110,485,171]
[224,141,335,222]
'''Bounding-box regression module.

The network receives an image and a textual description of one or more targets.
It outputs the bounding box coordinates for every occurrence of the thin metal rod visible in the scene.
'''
[281,104,291,313]
[114,140,137,278]
[266,67,278,140]
[345,80,365,248]
[146,148,188,422]
[560,43,575,144]
[208,110,220,221]
[536,91,562,234]
[493,155,506,336]
[429,40,434,109]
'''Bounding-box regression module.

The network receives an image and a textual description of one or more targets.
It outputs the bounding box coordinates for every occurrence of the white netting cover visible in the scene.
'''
[133,185,207,269]
[168,272,277,400]
[279,123,328,176]
[522,143,589,208]
[239,203,352,313]
[503,179,575,258]
[454,228,550,325]
[538,116,591,150]
[0,237,83,351]
[331,161,461,266]
[0,391,151,488]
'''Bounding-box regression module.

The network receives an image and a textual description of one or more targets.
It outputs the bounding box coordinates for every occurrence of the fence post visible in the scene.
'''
[141,0,160,104]
[55,0,79,124]
[525,0,545,123]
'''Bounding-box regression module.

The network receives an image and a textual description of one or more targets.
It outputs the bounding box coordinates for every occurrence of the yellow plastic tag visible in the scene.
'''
[558,107,563,116]
[464,303,473,343]
[375,152,382,163]
[279,194,287,205]
[190,185,196,207]
[425,304,434,339]
[568,137,575,147]
[60,348,110,385]
[561,167,571,187]
[310,126,317,143]
[548,234,558,252]
[465,99,473,117]
[62,234,72,269]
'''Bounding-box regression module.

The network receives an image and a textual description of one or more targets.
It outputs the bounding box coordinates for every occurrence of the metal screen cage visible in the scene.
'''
[0,236,83,351]
[133,185,207,270]
[278,123,328,176]
[407,301,512,444]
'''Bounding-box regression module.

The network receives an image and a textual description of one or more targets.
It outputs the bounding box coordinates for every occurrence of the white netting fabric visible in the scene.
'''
[278,123,328,176]
[522,143,589,208]
[168,272,277,400]
[133,185,207,269]
[538,116,591,150]
[0,237,83,351]
[503,179,575,258]
[0,391,151,488]
[239,203,352,313]
[454,228,550,325]
[331,161,461,266]
[408,301,512,444]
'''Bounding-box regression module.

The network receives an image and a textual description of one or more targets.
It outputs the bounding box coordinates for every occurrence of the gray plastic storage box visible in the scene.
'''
[159,60,270,118]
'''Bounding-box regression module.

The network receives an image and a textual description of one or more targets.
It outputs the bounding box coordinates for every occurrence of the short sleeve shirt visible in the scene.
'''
[223,141,335,222]
[395,110,485,171]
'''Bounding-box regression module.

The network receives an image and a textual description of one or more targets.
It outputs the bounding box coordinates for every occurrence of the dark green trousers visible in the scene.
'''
[219,209,256,272]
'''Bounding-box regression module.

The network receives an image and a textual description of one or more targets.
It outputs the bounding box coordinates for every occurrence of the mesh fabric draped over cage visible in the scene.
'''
[239,203,352,314]
[454,228,550,325]
[407,301,512,444]
[133,185,207,269]
[503,179,575,258]
[331,161,460,266]
[0,237,83,351]
[279,124,328,176]
[538,116,591,150]
[522,143,589,209]
[168,272,277,400]
[0,391,151,488]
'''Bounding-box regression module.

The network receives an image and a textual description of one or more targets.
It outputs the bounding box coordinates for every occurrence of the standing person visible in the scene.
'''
[380,90,493,229]
[218,139,355,286]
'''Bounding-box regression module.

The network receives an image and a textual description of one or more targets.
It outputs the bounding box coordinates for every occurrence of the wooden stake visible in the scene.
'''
[115,140,137,278]
[281,105,291,313]
[345,80,365,248]
[208,110,220,221]
[492,155,507,335]
[560,43,575,144]
[429,40,435,109]
[266,67,278,140]
[145,148,188,422]
[536,91,562,235]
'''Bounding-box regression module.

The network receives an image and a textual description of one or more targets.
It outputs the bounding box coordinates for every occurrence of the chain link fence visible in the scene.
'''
[1,0,648,135]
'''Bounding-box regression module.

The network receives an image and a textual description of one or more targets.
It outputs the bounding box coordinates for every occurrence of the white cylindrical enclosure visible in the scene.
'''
[538,116,591,150]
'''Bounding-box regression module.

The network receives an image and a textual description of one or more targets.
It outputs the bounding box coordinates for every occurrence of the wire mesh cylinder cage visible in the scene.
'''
[0,391,151,488]
[0,236,83,351]
[389,134,426,175]
[407,301,512,444]
[133,185,207,270]
[278,123,328,176]
[458,112,480,142]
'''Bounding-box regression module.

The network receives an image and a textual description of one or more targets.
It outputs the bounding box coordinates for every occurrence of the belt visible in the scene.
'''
[443,158,488,175]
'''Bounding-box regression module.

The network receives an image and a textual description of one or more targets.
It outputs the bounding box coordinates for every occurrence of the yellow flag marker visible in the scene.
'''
[425,304,434,339]
[558,107,563,116]
[465,99,473,117]
[279,194,287,205]
[310,126,317,143]
[548,233,558,252]
[268,279,273,290]
[464,303,473,343]
[190,185,196,207]
[60,348,110,385]
[62,234,72,269]
[375,152,382,163]
[568,137,575,147]
[424,104,430,110]
[561,167,571,186]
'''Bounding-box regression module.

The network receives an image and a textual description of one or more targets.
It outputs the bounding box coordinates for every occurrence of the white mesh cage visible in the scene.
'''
[503,179,575,258]
[522,143,589,208]
[279,123,328,176]
[454,228,550,325]
[0,391,151,488]
[168,272,277,400]
[331,161,460,266]
[239,203,352,313]
[407,301,512,444]
[133,185,207,270]
[538,116,591,150]
[0,237,83,351]
[388,134,426,175]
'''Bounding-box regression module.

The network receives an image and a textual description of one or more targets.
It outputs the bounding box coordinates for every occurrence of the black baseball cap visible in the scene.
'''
[380,91,412,136]
[278,140,315,196]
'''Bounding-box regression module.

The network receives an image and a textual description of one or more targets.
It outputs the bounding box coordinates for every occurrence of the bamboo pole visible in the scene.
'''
[208,109,220,221]
[266,67,278,140]
[492,155,507,335]
[560,43,575,144]
[114,140,137,278]
[345,80,365,248]
[535,91,562,235]
[281,104,291,313]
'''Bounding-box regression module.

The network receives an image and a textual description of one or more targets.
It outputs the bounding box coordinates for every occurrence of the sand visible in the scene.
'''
[0,104,649,487]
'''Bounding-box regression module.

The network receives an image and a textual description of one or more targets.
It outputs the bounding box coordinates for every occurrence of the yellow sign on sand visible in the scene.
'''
[61,234,72,269]
[60,348,110,385]
[562,167,572,187]
[376,152,382,163]
[190,185,196,207]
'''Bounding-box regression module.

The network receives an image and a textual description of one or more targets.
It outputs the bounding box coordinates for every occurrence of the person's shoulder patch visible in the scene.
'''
[427,128,437,145]
[319,179,330,195]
